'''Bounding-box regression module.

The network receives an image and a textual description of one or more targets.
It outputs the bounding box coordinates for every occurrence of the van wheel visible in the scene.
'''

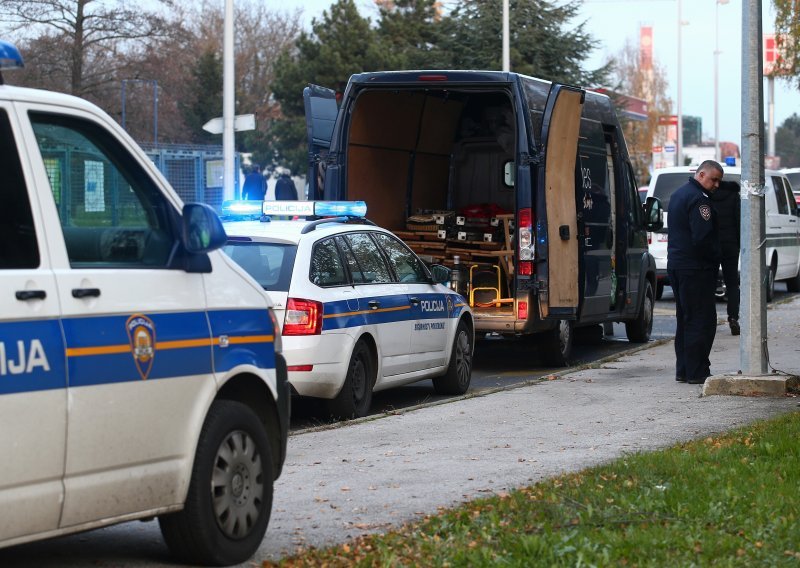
[433,320,473,395]
[541,320,573,367]
[327,340,374,419]
[626,281,654,343]
[786,267,800,293]
[159,400,273,567]
[655,281,664,300]
[766,261,776,302]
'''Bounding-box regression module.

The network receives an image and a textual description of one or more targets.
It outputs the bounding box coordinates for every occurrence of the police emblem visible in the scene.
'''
[126,314,156,380]
[699,204,712,221]
[446,294,454,317]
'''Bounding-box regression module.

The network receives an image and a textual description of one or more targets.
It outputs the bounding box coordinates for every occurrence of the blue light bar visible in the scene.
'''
[0,41,23,70]
[261,200,367,218]
[221,200,263,218]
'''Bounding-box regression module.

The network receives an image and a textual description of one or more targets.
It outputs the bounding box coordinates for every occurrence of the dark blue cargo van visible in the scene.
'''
[304,71,662,365]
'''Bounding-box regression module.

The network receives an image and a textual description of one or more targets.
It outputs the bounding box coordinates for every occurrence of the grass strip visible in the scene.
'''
[266,410,800,567]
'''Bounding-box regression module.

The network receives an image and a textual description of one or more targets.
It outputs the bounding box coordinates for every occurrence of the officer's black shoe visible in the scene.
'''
[676,376,686,382]
[729,317,740,336]
[687,376,708,385]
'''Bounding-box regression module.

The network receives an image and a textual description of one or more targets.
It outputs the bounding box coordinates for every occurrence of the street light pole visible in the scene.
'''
[676,0,682,167]
[714,0,729,162]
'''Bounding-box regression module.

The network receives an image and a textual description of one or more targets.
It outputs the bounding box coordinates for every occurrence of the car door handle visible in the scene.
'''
[72,287,101,299]
[409,297,420,306]
[368,300,380,310]
[16,289,46,301]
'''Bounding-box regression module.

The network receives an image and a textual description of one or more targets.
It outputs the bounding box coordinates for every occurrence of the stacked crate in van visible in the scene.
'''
[394,210,455,263]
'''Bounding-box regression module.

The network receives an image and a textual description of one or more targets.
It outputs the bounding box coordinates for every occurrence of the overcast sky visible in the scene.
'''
[282,0,800,149]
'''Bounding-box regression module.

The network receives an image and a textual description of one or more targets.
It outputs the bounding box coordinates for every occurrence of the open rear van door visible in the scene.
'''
[535,84,585,319]
[303,84,338,199]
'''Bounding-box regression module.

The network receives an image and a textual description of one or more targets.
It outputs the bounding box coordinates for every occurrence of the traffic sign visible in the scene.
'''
[202,114,256,134]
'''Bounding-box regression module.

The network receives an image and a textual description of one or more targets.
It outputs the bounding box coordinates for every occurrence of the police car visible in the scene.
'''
[0,42,288,565]
[222,200,474,419]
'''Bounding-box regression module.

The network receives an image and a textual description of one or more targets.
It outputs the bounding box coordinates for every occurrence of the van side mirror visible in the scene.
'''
[643,196,663,231]
[429,264,451,284]
[182,203,227,254]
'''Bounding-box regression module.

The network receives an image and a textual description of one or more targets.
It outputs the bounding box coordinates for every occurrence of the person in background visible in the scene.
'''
[667,160,723,385]
[710,180,741,335]
[275,167,297,200]
[242,164,266,201]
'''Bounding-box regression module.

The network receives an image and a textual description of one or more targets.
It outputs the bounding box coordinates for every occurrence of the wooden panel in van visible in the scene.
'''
[347,145,409,230]
[349,91,424,151]
[416,97,463,155]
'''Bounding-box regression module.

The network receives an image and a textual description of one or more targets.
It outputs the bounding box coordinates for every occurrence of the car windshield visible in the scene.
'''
[654,172,742,210]
[223,241,297,292]
[785,172,800,191]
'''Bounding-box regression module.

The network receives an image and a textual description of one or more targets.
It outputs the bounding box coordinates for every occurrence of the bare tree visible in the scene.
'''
[0,0,175,98]
[608,41,673,182]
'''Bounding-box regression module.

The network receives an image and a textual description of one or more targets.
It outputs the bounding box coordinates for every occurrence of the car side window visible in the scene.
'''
[310,238,348,287]
[772,176,789,215]
[373,232,428,283]
[0,108,39,269]
[29,112,174,268]
[341,232,392,284]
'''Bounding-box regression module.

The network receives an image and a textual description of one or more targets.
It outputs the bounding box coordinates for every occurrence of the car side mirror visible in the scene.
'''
[644,196,663,231]
[182,203,227,254]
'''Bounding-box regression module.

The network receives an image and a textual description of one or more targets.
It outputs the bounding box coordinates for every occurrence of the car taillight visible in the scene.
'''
[518,301,528,320]
[647,231,652,245]
[283,298,323,336]
[518,207,534,267]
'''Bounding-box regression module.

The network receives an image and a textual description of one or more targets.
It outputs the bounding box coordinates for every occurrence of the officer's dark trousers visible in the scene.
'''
[668,267,718,380]
[720,254,740,321]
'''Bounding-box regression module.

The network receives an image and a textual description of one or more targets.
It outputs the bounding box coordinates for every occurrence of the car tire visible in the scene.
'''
[327,340,374,419]
[766,261,776,302]
[433,320,473,395]
[541,320,573,367]
[159,400,273,567]
[625,281,654,343]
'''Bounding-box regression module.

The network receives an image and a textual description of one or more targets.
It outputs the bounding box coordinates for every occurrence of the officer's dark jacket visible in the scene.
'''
[667,177,721,269]
[709,180,740,256]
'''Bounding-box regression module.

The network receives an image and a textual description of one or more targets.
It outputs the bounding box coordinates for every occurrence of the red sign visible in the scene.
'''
[658,115,678,126]
[652,146,663,153]
[640,26,653,70]
[764,34,787,76]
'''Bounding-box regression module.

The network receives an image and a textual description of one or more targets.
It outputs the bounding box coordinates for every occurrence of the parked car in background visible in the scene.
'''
[639,186,649,204]
[647,166,800,301]
[222,200,475,420]
[782,167,800,206]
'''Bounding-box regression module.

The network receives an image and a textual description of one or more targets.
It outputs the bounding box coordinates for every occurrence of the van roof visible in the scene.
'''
[651,165,784,177]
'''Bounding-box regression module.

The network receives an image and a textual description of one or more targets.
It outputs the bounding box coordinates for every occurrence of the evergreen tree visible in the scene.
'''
[181,49,223,145]
[776,113,800,168]
[375,0,448,69]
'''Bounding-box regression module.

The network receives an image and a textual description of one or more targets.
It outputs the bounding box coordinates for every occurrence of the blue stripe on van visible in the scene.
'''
[0,309,274,394]
[0,319,66,394]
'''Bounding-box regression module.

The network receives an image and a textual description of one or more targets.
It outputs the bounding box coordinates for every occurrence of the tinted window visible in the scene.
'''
[223,241,297,291]
[785,172,800,190]
[772,176,789,214]
[0,109,39,269]
[341,233,392,284]
[373,233,428,283]
[30,112,174,268]
[652,173,692,210]
[309,238,348,287]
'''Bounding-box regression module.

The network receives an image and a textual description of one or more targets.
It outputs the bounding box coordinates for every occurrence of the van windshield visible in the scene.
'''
[654,172,743,210]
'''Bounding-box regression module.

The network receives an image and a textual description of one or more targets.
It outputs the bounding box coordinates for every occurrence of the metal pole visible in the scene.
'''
[740,0,767,375]
[153,80,158,146]
[223,0,235,201]
[121,80,127,131]
[676,0,683,167]
[502,0,509,72]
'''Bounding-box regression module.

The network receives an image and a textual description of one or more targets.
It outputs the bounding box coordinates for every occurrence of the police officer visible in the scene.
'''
[667,160,723,384]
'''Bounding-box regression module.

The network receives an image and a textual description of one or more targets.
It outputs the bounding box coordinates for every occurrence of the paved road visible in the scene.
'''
[3,295,798,567]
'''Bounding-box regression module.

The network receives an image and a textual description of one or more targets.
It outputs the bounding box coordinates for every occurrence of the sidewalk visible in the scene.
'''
[1,299,797,567]
[258,296,800,563]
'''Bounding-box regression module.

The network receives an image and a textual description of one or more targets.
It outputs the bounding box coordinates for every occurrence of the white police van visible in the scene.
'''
[0,42,289,566]
[222,200,474,419]
[646,165,800,301]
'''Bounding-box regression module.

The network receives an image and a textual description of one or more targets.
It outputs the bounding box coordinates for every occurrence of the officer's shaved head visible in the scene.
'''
[695,160,723,192]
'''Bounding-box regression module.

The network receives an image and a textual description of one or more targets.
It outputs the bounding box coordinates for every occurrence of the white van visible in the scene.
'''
[647,166,800,301]
[0,42,289,566]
